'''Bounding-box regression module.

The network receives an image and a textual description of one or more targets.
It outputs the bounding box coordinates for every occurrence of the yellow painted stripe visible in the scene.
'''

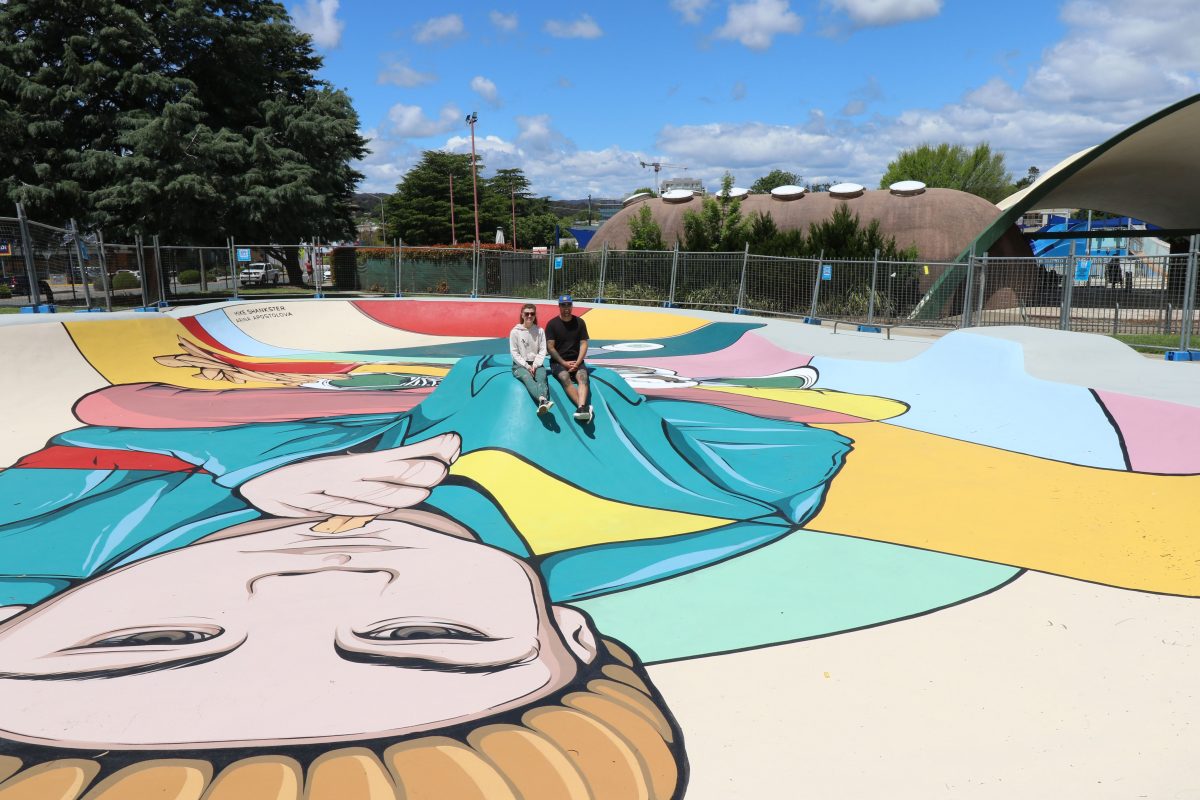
[807,422,1200,595]
[701,385,908,421]
[449,450,733,554]
[578,308,707,340]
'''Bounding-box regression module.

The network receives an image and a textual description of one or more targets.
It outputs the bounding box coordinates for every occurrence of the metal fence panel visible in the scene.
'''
[603,250,674,306]
[740,254,819,318]
[549,250,602,300]
[673,252,742,311]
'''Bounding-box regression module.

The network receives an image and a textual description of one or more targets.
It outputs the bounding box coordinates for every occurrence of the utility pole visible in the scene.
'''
[466,112,481,246]
[588,194,592,225]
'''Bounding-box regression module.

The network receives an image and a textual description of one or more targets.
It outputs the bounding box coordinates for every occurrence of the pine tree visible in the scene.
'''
[0,0,366,283]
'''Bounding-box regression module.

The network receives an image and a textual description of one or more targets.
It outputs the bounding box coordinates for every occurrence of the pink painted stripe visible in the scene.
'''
[600,332,811,378]
[639,387,866,424]
[1095,390,1200,474]
[75,384,431,429]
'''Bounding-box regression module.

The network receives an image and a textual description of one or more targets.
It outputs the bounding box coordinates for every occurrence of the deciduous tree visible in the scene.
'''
[879,142,1012,203]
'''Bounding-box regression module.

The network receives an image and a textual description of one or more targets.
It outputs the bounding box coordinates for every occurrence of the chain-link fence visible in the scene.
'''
[3,206,1198,355]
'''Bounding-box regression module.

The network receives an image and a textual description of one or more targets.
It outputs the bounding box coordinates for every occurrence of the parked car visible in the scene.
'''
[239,262,283,286]
[4,273,54,302]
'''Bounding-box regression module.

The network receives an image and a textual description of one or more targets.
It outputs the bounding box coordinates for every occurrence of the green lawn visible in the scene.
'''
[1112,333,1192,354]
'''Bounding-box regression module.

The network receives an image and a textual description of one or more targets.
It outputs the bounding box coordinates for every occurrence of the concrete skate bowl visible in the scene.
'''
[0,298,1197,799]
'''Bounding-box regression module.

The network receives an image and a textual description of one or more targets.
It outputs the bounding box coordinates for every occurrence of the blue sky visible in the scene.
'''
[289,0,1200,199]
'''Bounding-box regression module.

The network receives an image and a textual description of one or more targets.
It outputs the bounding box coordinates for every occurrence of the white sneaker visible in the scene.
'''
[537,398,553,414]
[573,406,589,421]
[585,405,593,423]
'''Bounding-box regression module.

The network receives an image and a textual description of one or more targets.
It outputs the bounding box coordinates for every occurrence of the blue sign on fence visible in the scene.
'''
[236,247,251,262]
[0,240,11,257]
[554,256,563,270]
[1074,260,1091,282]
[821,264,832,281]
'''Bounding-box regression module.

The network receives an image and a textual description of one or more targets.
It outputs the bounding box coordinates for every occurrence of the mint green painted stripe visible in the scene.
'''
[575,529,1019,664]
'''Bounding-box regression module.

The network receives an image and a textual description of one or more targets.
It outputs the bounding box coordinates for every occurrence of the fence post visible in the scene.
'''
[867,248,879,324]
[961,248,976,328]
[395,239,403,298]
[13,203,44,310]
[152,233,166,304]
[1060,243,1075,331]
[1179,234,1198,353]
[977,251,989,322]
[198,246,208,294]
[134,234,150,309]
[597,243,608,303]
[807,250,824,321]
[96,230,113,312]
[471,242,479,298]
[228,237,239,300]
[69,219,95,310]
[1112,302,1120,336]
[665,241,679,307]
[735,243,749,314]
[546,246,554,300]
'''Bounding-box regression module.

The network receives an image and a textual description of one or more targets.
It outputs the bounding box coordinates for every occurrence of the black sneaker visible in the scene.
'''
[573,405,589,421]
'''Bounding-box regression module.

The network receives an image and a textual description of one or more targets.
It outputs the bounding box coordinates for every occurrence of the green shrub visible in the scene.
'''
[178,269,201,284]
[680,284,738,311]
[0,284,11,299]
[111,272,140,290]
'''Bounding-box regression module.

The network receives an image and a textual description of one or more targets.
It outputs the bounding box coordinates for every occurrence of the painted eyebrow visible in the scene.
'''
[334,640,538,674]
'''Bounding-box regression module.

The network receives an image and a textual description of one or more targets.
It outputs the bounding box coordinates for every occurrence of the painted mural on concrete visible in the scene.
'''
[0,299,1196,799]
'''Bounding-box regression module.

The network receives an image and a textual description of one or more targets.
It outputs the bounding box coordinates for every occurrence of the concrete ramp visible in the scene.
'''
[0,299,1196,799]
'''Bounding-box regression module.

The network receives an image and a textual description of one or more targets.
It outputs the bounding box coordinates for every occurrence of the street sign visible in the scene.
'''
[236,248,251,262]
[1074,260,1091,282]
[554,256,563,270]
[821,264,832,280]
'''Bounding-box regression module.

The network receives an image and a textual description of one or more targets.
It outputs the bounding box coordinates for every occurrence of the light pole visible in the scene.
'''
[466,111,481,246]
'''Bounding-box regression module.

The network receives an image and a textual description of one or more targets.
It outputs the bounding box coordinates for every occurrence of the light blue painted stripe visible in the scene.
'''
[811,331,1125,468]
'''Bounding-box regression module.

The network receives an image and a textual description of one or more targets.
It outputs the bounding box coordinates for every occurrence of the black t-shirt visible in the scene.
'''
[546,315,590,361]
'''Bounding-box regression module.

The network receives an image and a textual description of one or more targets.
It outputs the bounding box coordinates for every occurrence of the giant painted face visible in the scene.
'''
[0,517,597,750]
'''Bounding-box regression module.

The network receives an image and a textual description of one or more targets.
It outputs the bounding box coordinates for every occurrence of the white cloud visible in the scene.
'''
[387,103,463,138]
[290,0,344,48]
[361,1,1199,200]
[471,75,500,105]
[378,59,437,88]
[826,0,942,27]
[544,14,603,39]
[490,10,518,31]
[414,13,464,43]
[714,0,803,51]
[671,0,712,24]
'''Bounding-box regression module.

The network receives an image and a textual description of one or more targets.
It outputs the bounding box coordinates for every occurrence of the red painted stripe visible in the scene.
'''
[13,445,207,473]
[639,387,869,424]
[354,300,589,336]
[174,320,354,375]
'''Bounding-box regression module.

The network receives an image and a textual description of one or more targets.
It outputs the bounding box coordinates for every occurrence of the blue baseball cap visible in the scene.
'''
[557,294,573,304]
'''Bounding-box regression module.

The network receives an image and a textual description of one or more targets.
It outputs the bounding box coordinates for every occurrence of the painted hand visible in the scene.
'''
[239,432,461,518]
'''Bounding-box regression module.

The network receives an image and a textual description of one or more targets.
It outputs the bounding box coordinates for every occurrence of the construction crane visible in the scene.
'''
[639,160,688,196]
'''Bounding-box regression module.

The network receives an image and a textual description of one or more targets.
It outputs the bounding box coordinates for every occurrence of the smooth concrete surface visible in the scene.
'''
[0,299,1195,799]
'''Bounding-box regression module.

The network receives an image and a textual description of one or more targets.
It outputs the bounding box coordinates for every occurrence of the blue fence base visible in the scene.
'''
[1165,350,1199,361]
[134,306,162,313]
[733,307,748,315]
[73,307,106,313]
[857,324,882,333]
[593,297,605,303]
[803,317,822,325]
[661,301,677,309]
[18,304,56,314]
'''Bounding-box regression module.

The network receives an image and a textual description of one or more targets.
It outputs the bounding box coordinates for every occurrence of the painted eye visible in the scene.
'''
[85,629,219,648]
[362,624,486,641]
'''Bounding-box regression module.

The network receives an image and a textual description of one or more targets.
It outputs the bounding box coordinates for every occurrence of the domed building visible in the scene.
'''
[587,187,1030,262]
[587,187,1036,316]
